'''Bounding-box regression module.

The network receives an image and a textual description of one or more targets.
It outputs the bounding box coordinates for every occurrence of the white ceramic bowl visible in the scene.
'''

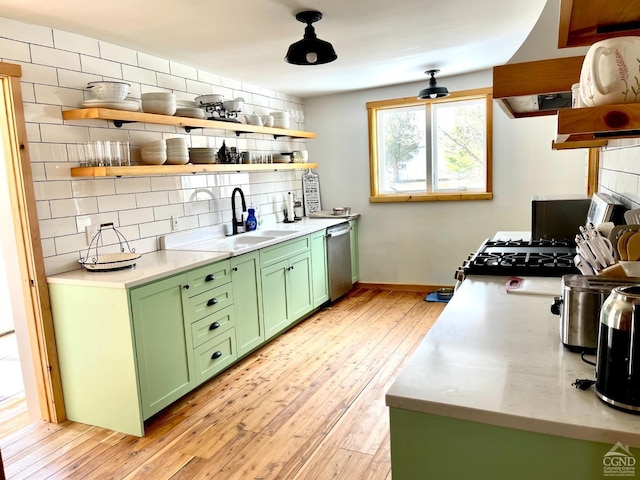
[87,81,130,101]
[223,99,244,112]
[141,92,176,101]
[141,99,177,115]
[140,153,167,165]
[141,139,166,148]
[194,94,224,105]
[166,156,189,165]
[166,138,188,144]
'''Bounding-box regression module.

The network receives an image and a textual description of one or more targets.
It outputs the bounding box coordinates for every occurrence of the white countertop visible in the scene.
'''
[47,216,358,289]
[386,274,640,447]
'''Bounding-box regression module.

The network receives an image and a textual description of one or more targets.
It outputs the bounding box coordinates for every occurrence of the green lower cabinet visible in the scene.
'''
[261,259,290,339]
[349,219,359,283]
[389,408,640,480]
[231,251,265,357]
[261,251,313,340]
[193,328,237,384]
[310,229,329,307]
[129,274,195,420]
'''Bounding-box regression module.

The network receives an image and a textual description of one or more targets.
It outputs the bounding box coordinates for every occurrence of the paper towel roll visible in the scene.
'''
[286,192,295,221]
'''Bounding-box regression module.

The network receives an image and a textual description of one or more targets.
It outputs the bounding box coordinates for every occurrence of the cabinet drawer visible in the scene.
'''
[186,282,233,322]
[190,305,235,348]
[186,260,231,298]
[194,329,237,384]
[260,236,310,268]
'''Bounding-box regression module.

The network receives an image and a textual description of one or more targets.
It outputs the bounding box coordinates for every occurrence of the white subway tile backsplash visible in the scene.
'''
[75,212,119,232]
[99,41,138,66]
[40,238,56,257]
[31,163,46,181]
[18,62,58,86]
[197,70,220,86]
[57,69,101,89]
[36,200,52,220]
[122,64,156,85]
[0,17,53,46]
[136,191,169,208]
[31,45,80,70]
[138,53,170,73]
[54,233,89,255]
[80,55,122,78]
[39,216,77,238]
[34,84,84,107]
[0,37,31,62]
[119,207,155,226]
[71,179,116,198]
[23,102,63,124]
[157,72,187,91]
[154,204,184,220]
[115,177,151,194]
[44,163,74,181]
[150,176,181,191]
[220,76,242,90]
[139,219,172,238]
[40,124,89,143]
[29,142,68,163]
[33,180,72,201]
[20,83,35,102]
[25,123,41,142]
[185,79,211,95]
[170,61,197,80]
[50,197,98,217]
[97,194,137,212]
[53,30,99,56]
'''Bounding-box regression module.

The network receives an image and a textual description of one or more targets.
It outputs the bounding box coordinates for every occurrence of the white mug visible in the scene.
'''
[580,36,640,107]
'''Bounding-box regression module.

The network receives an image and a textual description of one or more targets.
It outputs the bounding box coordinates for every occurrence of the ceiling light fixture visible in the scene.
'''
[285,10,337,66]
[417,69,450,99]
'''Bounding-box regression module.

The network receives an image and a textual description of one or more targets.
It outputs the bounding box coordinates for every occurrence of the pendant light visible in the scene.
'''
[417,69,450,99]
[285,11,337,66]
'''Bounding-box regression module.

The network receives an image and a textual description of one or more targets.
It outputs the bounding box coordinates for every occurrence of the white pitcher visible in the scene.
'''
[580,36,640,107]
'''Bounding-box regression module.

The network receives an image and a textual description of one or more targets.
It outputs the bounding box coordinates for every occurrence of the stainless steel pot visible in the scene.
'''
[551,275,640,353]
[596,285,640,413]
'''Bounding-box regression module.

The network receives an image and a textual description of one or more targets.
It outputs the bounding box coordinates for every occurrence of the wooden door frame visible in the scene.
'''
[0,61,65,422]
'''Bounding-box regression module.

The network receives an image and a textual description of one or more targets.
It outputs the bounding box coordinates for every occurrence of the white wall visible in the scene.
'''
[305,70,588,285]
[0,16,307,275]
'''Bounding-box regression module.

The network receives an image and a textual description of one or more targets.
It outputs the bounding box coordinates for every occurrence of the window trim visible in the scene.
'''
[367,87,493,203]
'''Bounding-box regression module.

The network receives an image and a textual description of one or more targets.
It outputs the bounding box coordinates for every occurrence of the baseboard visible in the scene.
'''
[356,282,454,293]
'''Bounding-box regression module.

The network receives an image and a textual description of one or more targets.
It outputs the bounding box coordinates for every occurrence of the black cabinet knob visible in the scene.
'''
[209,321,221,330]
[207,298,219,307]
[205,274,216,282]
[232,267,238,272]
[183,284,190,290]
[211,351,222,360]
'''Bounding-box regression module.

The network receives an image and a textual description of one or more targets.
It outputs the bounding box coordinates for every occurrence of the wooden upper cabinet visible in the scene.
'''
[558,0,640,48]
[492,56,584,118]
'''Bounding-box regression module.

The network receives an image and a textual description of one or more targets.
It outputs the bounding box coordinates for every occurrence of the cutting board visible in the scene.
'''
[505,276,561,297]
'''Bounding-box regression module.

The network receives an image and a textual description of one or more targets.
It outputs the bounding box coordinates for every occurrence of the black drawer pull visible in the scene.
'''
[209,321,220,330]
[207,298,218,307]
[205,274,216,282]
[211,351,222,360]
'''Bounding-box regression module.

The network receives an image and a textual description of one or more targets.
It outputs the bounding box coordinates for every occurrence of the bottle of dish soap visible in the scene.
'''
[245,208,257,231]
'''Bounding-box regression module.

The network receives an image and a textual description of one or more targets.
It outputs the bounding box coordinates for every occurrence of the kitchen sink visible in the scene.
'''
[228,235,276,246]
[259,230,300,237]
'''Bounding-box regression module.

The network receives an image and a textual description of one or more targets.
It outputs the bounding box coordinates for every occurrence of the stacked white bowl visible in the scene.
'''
[269,111,290,129]
[166,138,189,165]
[141,92,177,115]
[140,139,167,165]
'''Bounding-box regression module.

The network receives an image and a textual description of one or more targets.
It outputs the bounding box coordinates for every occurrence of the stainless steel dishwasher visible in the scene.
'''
[326,222,353,301]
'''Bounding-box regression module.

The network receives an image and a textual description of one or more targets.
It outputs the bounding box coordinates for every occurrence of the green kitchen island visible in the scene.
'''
[386,275,640,480]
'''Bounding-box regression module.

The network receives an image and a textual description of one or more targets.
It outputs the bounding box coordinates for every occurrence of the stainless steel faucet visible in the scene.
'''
[231,187,247,235]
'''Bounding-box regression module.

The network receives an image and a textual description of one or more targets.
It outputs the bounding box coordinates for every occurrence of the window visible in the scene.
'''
[367,88,493,202]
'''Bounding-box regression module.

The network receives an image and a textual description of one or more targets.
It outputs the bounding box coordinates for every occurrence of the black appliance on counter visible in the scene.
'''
[455,238,579,281]
[531,194,591,243]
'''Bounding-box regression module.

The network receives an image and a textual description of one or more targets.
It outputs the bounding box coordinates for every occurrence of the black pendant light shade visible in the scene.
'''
[417,69,450,99]
[285,11,337,65]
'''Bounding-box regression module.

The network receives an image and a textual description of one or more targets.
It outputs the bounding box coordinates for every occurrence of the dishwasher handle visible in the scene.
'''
[327,225,351,238]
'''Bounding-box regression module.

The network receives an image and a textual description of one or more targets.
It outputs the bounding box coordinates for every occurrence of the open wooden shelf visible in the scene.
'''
[70,162,319,177]
[551,135,608,150]
[62,108,317,139]
[558,0,640,48]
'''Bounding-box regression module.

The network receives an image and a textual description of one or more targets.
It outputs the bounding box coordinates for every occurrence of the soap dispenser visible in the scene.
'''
[245,208,257,231]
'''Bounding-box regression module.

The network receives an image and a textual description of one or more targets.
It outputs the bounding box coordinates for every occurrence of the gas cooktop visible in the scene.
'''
[459,238,579,278]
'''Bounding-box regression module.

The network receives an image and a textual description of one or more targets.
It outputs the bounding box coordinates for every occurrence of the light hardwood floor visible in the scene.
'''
[0,287,445,480]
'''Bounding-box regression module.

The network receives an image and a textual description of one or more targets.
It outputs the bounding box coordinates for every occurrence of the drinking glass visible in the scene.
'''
[111,141,122,166]
[120,141,131,166]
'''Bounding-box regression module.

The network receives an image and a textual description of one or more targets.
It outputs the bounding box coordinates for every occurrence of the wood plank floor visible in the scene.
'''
[0,287,444,480]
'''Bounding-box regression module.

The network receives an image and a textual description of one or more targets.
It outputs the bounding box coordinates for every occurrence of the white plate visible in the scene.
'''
[81,99,141,111]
